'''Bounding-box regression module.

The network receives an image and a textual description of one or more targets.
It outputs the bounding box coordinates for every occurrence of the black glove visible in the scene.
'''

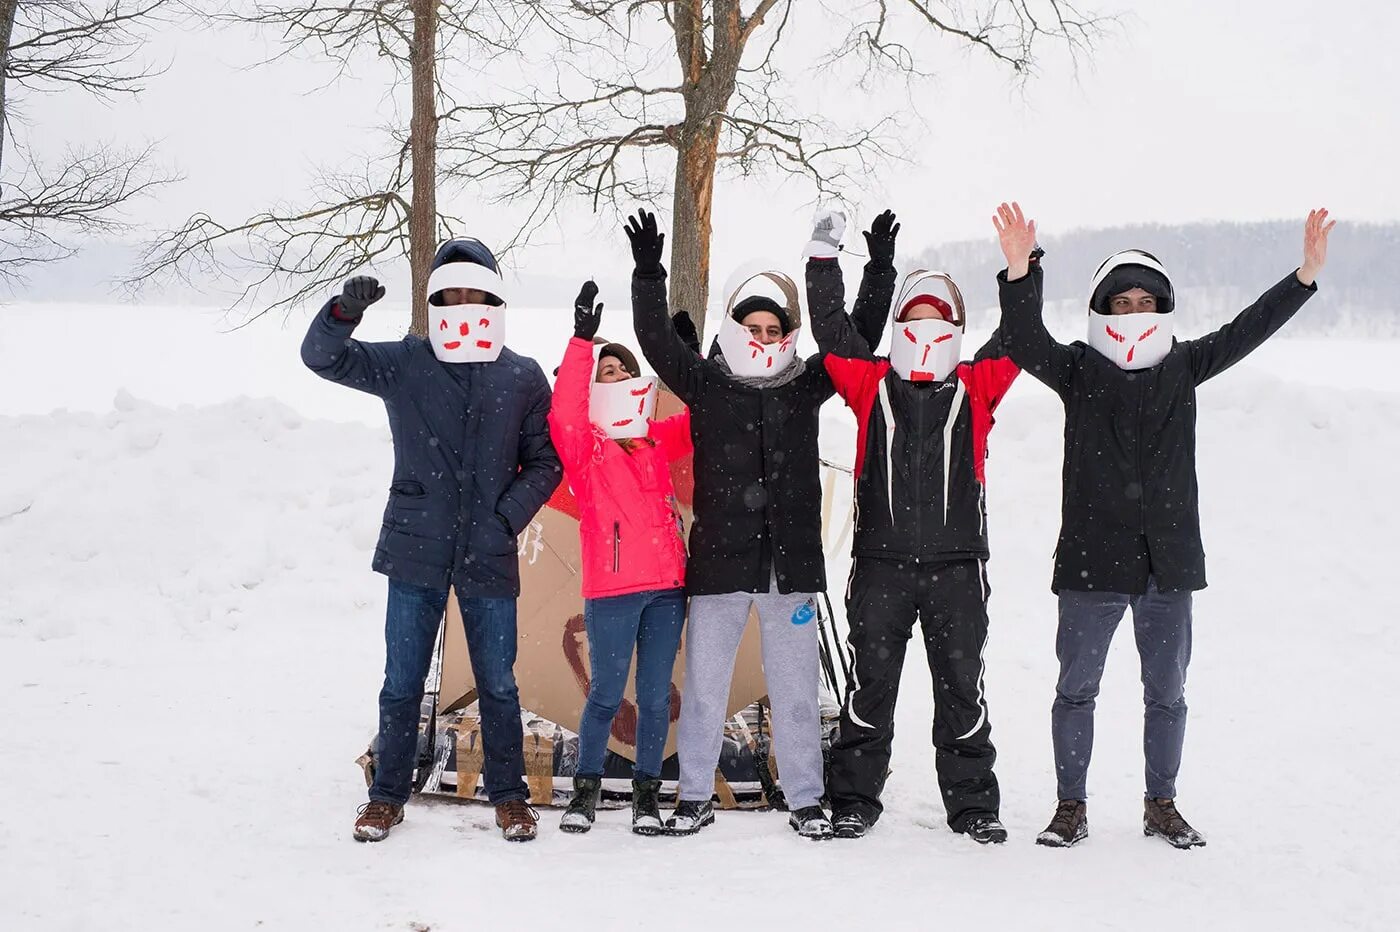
[672,311,700,355]
[573,280,603,340]
[337,275,385,320]
[623,209,666,275]
[862,210,900,268]
[1029,243,1046,269]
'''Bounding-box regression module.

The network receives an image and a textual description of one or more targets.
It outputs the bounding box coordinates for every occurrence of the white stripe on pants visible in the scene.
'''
[676,583,823,810]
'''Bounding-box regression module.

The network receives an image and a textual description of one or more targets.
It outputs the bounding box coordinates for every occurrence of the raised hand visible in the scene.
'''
[573,280,603,340]
[338,275,385,320]
[803,207,847,259]
[1297,208,1336,287]
[992,202,1038,281]
[863,209,901,268]
[623,209,666,274]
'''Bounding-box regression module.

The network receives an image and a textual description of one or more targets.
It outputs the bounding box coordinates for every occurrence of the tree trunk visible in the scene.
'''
[668,119,721,342]
[0,0,20,172]
[407,0,438,337]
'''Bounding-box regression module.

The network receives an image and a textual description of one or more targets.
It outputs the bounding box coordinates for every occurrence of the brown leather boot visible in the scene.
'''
[495,799,539,842]
[353,800,404,842]
[1035,799,1088,848]
[1144,797,1206,849]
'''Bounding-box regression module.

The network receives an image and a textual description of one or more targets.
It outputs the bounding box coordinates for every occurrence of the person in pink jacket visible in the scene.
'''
[548,280,692,836]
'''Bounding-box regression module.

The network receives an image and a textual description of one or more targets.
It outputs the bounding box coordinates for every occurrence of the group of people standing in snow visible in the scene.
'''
[300,200,1335,850]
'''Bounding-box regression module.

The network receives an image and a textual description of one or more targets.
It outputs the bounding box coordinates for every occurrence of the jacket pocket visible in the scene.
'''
[390,479,426,497]
[612,521,621,573]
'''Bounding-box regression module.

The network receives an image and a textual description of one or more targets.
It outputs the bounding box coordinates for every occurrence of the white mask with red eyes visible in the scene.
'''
[589,374,658,439]
[717,264,804,379]
[889,270,967,383]
[425,261,507,363]
[1087,310,1174,370]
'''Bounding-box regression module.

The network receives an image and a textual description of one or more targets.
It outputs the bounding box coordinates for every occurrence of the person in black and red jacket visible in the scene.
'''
[993,202,1335,850]
[805,209,1027,844]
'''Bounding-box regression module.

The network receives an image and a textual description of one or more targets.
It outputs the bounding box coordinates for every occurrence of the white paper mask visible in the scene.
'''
[1087,310,1175,370]
[889,270,967,382]
[426,261,508,364]
[890,318,963,382]
[718,263,804,378]
[589,374,658,439]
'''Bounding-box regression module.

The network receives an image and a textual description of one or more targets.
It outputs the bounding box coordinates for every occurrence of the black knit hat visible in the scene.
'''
[428,237,505,307]
[732,295,792,334]
[1090,250,1174,314]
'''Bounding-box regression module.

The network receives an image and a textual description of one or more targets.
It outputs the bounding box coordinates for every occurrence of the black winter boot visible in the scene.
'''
[1144,797,1206,849]
[560,776,602,834]
[631,778,664,836]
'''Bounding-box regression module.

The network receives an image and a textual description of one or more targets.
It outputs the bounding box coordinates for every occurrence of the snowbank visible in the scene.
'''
[2,303,1398,930]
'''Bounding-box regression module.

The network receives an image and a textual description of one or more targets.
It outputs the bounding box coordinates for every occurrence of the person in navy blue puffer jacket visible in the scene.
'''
[301,237,561,844]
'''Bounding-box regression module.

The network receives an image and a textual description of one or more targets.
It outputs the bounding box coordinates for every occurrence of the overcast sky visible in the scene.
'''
[25,0,1400,304]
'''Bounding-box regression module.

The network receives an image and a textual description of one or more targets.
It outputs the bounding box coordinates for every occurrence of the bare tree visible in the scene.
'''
[442,0,1111,337]
[132,1,550,334]
[1,1,178,280]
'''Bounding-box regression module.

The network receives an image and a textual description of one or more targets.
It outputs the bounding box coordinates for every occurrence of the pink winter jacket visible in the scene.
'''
[548,337,692,599]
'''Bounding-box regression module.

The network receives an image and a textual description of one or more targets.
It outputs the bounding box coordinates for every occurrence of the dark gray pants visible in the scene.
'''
[1052,578,1192,801]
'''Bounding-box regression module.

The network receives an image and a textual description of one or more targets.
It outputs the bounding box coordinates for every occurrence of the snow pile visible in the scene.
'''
[2,303,1399,930]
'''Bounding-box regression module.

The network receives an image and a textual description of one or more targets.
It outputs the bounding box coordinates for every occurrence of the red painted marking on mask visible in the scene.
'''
[611,418,634,427]
[1127,345,1135,363]
[475,340,493,350]
[1138,325,1158,341]
[909,371,936,382]
[458,321,470,336]
[921,345,931,366]
[439,319,449,331]
[630,386,651,396]
[479,317,490,327]
[766,356,774,369]
[933,333,954,344]
[443,341,462,350]
[903,327,918,343]
[1105,325,1125,343]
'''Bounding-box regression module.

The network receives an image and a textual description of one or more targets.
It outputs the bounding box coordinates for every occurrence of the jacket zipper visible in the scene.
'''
[613,521,621,573]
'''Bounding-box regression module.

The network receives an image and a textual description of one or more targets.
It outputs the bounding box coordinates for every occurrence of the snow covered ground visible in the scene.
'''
[3,298,1399,931]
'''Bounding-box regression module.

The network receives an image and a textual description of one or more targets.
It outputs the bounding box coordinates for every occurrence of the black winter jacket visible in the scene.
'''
[998,267,1316,594]
[301,299,562,595]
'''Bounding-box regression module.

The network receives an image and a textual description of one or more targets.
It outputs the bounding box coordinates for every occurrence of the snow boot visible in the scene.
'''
[664,800,715,836]
[1036,799,1088,848]
[631,778,664,836]
[495,799,539,842]
[353,800,404,842]
[788,806,834,841]
[1144,797,1206,849]
[560,776,602,834]
[961,815,1008,845]
[832,810,871,839]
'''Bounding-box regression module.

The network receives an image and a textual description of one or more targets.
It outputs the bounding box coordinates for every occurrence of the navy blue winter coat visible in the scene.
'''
[301,299,562,596]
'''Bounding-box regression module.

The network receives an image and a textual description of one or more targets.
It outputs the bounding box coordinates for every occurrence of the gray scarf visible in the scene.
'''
[714,351,808,390]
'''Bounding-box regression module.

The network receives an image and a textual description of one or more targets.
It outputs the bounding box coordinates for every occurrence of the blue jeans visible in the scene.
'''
[576,588,686,781]
[369,579,527,806]
[1052,578,1193,801]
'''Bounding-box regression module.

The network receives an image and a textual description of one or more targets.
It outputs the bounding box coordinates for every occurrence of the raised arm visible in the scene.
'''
[805,209,897,361]
[547,281,606,470]
[993,202,1076,397]
[851,210,901,351]
[299,275,409,399]
[626,209,707,403]
[497,365,564,535]
[1186,208,1331,385]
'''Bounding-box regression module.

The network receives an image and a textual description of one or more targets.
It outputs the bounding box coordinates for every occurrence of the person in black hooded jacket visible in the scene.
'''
[623,208,871,840]
[993,202,1335,849]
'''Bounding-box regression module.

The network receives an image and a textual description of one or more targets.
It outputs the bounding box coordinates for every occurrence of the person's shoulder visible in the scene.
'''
[497,346,547,377]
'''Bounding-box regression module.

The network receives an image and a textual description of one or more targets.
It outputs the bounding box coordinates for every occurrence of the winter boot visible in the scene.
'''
[1036,799,1088,848]
[961,815,1008,845]
[832,810,871,840]
[560,776,602,834]
[631,778,664,836]
[664,799,715,836]
[788,806,834,841]
[1144,797,1206,849]
[353,800,404,843]
[495,799,539,842]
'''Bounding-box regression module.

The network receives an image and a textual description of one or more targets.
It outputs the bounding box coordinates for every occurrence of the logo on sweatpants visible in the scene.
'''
[791,601,815,626]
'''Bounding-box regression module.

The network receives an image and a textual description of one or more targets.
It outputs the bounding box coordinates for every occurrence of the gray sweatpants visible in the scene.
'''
[676,582,824,810]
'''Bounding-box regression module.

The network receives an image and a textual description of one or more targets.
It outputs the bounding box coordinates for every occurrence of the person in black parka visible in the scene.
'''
[301,237,562,844]
[993,202,1336,849]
